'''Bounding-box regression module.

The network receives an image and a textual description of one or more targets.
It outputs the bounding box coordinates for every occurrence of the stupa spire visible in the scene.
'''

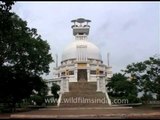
[71,18,91,36]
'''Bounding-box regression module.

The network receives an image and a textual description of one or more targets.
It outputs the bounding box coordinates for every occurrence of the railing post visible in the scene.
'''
[57,92,62,107]
[96,77,100,92]
[60,78,64,93]
[65,78,69,92]
[101,78,106,93]
[105,78,112,106]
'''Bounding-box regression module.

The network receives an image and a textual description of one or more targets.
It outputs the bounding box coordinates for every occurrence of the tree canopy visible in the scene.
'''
[123,56,160,101]
[51,83,60,99]
[106,73,139,103]
[0,1,53,111]
[107,55,160,104]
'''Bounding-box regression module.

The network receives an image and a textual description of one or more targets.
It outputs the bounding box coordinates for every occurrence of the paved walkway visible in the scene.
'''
[6,106,160,119]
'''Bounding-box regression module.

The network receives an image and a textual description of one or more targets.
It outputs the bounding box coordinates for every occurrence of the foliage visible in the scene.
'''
[51,83,60,99]
[108,56,160,104]
[122,56,160,102]
[30,80,48,106]
[0,1,53,112]
[0,1,15,11]
[30,95,44,106]
[106,73,139,103]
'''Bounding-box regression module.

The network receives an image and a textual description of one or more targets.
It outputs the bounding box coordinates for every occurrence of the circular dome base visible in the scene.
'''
[62,40,102,61]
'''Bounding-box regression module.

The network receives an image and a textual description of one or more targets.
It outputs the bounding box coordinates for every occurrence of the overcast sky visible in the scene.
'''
[12,2,160,79]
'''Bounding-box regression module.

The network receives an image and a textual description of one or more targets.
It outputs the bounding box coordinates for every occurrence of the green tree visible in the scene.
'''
[31,80,48,106]
[0,1,15,11]
[106,73,139,103]
[123,56,160,102]
[0,1,53,112]
[51,83,60,99]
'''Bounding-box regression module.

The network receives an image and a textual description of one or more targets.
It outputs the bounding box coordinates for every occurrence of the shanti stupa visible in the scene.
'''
[54,18,112,82]
[46,18,113,107]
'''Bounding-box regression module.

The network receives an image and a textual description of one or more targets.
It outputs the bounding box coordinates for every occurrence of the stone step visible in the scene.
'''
[59,103,109,107]
[69,82,97,92]
[60,81,108,107]
[60,97,108,107]
[62,92,106,98]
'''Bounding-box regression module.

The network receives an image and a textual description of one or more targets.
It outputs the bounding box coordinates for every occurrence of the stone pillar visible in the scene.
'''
[60,79,64,93]
[101,78,106,93]
[87,64,90,81]
[87,69,90,81]
[75,64,78,82]
[66,79,69,92]
[74,69,78,82]
[97,77,106,92]
[96,77,100,92]
[105,78,112,106]
[61,78,69,93]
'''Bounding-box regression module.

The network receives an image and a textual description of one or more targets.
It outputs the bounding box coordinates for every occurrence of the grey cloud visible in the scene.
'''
[11,2,159,79]
[122,19,137,31]
[97,20,110,33]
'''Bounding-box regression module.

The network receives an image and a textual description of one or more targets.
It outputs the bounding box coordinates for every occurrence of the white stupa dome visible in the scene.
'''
[62,40,102,61]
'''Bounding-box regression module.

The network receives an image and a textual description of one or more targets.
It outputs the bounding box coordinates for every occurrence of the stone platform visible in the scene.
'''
[8,106,160,119]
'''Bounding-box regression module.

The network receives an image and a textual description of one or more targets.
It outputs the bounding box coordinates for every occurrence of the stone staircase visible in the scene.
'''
[60,82,109,107]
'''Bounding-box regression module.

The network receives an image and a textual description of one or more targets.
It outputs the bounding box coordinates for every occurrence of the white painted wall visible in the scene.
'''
[88,75,97,82]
